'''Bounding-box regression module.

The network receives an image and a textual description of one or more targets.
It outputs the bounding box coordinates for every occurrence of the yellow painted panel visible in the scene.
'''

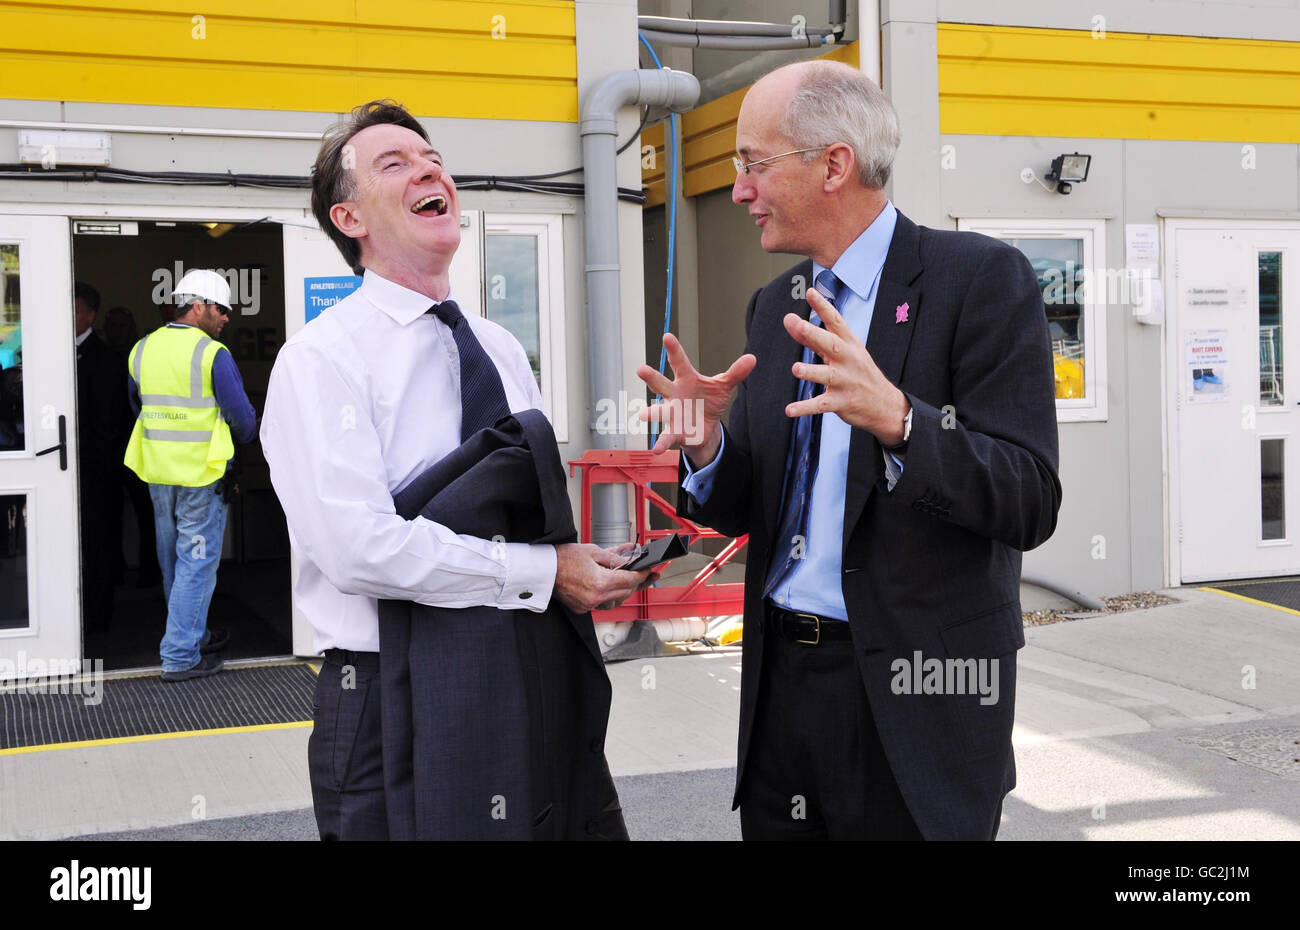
[684,160,736,199]
[0,52,576,121]
[640,122,665,205]
[938,23,1300,141]
[0,5,575,75]
[0,0,577,120]
[356,34,575,80]
[820,41,860,68]
[681,85,746,138]
[644,178,666,209]
[643,158,666,185]
[676,88,742,202]
[358,0,575,34]
[18,0,574,35]
[941,96,1300,144]
[938,58,1300,109]
[941,22,1300,74]
[684,127,737,168]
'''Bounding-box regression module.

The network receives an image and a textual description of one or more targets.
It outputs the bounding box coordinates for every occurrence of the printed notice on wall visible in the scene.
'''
[1186,329,1228,403]
[1125,224,1159,274]
[304,275,362,323]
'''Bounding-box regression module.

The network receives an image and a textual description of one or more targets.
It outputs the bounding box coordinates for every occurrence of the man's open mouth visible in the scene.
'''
[411,195,447,216]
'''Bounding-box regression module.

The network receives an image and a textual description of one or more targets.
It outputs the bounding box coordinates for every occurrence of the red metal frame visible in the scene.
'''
[568,449,747,622]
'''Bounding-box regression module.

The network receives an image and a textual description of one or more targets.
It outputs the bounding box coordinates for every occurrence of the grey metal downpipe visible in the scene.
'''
[637,15,836,38]
[581,68,699,547]
[639,30,831,50]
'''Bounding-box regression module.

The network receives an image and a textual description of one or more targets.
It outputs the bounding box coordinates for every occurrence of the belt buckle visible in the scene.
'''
[794,612,821,646]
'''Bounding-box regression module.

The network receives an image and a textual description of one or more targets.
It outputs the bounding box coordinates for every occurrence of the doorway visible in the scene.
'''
[1168,221,1300,583]
[72,218,291,670]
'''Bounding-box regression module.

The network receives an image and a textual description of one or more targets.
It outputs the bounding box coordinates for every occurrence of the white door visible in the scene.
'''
[1173,224,1300,582]
[0,215,82,677]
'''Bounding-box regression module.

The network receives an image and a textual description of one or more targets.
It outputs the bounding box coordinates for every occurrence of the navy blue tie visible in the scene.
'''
[763,269,841,598]
[429,300,511,442]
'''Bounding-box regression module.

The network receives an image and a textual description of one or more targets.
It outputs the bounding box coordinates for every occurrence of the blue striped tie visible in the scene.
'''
[429,300,512,442]
[763,269,842,598]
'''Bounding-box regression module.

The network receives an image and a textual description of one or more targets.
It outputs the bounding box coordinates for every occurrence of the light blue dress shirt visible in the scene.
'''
[683,201,900,621]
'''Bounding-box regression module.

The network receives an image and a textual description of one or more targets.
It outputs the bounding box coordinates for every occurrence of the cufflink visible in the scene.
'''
[519,591,533,600]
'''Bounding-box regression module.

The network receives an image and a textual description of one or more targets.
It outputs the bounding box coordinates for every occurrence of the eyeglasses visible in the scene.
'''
[732,147,827,175]
[212,304,231,317]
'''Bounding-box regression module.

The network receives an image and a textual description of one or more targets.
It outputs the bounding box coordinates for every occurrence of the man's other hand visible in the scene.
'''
[636,333,756,465]
[783,287,910,445]
[554,543,659,614]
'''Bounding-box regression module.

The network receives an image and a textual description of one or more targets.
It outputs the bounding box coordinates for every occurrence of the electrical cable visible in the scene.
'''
[0,164,648,204]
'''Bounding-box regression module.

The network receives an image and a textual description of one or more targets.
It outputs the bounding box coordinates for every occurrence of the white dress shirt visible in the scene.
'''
[260,269,558,653]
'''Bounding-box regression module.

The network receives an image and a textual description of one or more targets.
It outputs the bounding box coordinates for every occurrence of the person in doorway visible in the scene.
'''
[74,282,124,631]
[124,269,257,681]
[641,61,1061,840]
[105,305,139,352]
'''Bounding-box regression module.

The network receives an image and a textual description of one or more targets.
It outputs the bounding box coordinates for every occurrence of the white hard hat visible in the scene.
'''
[171,268,232,311]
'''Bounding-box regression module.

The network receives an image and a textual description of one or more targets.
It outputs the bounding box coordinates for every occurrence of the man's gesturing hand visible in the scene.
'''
[554,544,657,614]
[635,333,756,465]
[784,288,910,445]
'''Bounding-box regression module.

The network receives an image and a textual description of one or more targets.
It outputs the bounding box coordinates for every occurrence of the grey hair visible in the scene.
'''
[776,61,900,190]
[174,295,204,312]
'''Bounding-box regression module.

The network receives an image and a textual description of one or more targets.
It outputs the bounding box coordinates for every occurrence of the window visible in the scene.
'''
[957,219,1108,422]
[482,214,567,441]
[0,244,22,450]
[1259,251,1282,407]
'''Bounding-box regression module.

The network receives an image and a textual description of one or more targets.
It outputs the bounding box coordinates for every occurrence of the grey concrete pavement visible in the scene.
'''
[3,585,1297,840]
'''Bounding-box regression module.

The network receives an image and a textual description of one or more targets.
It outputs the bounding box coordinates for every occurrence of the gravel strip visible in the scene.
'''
[1023,591,1178,627]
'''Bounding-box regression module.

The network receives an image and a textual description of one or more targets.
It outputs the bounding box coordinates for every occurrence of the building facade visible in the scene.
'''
[640,0,1300,604]
[0,0,652,672]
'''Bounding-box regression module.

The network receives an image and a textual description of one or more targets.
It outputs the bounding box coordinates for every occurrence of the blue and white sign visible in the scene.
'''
[304,275,361,323]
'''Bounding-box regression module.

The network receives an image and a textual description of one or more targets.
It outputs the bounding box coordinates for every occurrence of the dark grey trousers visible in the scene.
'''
[738,615,927,841]
[308,651,389,841]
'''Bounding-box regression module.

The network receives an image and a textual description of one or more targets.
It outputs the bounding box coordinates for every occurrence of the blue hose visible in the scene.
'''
[639,33,678,446]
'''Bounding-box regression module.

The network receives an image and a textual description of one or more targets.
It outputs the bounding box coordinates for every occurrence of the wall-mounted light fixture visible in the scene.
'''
[1044,153,1091,194]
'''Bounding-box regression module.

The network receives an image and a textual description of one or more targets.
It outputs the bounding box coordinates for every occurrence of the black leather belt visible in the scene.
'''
[322,648,380,670]
[765,603,852,645]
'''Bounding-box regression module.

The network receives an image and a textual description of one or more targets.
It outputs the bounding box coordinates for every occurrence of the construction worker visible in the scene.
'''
[124,269,257,681]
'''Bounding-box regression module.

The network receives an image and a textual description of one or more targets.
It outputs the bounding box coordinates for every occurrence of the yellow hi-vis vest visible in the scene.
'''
[123,325,234,487]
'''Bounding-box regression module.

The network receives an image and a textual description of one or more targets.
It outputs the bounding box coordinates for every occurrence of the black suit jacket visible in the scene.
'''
[76,331,125,478]
[679,210,1062,839]
[378,409,627,841]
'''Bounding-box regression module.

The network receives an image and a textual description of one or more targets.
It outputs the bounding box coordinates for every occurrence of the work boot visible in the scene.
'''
[161,654,224,682]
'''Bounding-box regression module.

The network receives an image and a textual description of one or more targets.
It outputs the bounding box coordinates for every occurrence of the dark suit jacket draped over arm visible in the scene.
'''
[378,409,627,841]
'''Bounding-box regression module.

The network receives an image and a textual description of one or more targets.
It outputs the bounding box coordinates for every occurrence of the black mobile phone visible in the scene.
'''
[622,534,689,571]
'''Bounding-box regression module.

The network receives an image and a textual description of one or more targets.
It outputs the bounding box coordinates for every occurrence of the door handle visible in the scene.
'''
[35,414,67,471]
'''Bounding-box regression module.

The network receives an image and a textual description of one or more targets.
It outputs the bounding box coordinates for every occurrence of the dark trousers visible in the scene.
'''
[308,651,389,841]
[79,475,115,633]
[738,612,925,841]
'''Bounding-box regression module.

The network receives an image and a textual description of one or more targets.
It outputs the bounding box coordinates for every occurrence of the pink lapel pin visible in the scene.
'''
[895,302,909,324]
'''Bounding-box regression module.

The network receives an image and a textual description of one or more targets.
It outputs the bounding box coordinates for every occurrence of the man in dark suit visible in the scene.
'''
[638,61,1061,840]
